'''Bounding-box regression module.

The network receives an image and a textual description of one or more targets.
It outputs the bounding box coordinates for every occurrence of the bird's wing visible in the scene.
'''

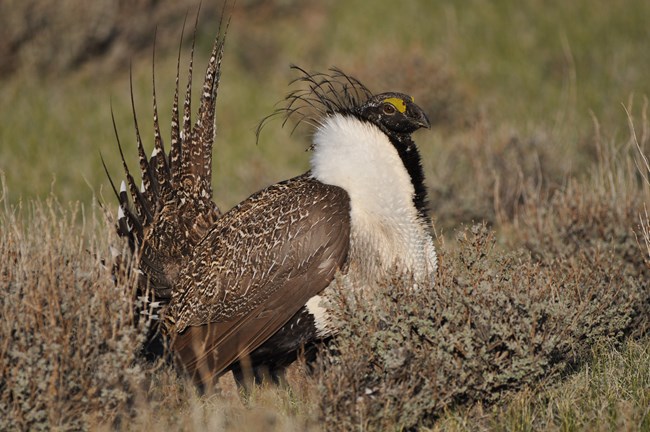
[169,175,350,384]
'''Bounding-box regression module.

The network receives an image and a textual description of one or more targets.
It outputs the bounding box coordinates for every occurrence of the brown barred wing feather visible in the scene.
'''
[169,175,350,386]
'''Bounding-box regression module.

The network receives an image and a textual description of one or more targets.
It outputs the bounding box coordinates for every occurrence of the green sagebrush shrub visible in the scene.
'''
[317,220,648,431]
[0,198,146,431]
[514,181,650,337]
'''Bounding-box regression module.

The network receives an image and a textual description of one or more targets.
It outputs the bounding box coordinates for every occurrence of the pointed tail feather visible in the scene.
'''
[105,11,228,324]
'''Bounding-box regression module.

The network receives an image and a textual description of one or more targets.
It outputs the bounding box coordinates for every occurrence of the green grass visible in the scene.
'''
[2,0,650,208]
[434,339,650,432]
[1,1,650,430]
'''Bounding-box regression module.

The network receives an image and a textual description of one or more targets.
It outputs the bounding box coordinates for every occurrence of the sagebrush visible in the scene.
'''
[0,197,147,430]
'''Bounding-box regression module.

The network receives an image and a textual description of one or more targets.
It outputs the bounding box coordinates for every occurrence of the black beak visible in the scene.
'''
[416,113,431,129]
[409,102,431,130]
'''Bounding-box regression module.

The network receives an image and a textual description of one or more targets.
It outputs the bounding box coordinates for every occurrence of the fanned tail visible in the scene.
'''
[103,10,229,336]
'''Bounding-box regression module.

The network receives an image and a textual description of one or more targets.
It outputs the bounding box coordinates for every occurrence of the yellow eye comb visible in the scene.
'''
[381,97,408,113]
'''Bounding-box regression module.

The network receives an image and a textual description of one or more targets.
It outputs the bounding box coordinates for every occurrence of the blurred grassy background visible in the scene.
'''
[1,0,649,226]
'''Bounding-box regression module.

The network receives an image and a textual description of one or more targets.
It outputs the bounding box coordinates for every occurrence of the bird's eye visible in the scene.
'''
[382,103,396,115]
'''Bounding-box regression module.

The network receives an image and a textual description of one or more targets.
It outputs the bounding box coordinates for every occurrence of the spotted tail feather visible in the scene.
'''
[103,12,229,322]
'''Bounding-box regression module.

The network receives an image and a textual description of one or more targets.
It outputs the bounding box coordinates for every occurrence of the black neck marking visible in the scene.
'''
[389,133,430,222]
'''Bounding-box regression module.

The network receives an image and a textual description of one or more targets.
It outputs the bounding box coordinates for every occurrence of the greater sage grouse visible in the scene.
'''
[105,16,437,389]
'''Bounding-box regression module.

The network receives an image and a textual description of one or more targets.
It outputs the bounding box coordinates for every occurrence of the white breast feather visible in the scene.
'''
[306,295,330,337]
[310,114,437,280]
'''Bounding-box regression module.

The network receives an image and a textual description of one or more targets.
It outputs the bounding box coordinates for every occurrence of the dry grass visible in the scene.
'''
[0,187,145,430]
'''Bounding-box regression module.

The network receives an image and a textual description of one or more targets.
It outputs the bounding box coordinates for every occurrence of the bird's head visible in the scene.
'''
[355,92,430,136]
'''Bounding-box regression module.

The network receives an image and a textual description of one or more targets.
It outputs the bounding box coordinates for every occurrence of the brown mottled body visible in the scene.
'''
[171,175,350,384]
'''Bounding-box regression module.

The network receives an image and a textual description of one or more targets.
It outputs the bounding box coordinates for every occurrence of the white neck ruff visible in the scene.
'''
[310,114,437,281]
